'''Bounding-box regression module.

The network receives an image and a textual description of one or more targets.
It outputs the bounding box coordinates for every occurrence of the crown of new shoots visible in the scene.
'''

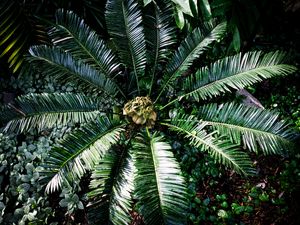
[123,96,157,127]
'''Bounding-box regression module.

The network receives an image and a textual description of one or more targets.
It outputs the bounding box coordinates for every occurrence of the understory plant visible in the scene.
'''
[0,0,298,224]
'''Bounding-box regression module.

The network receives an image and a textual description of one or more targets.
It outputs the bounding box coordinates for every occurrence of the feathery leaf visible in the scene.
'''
[28,46,119,96]
[162,114,255,175]
[106,0,147,93]
[143,1,177,95]
[157,21,227,100]
[49,9,120,77]
[198,102,297,154]
[43,116,124,193]
[133,132,188,225]
[182,51,297,101]
[88,147,134,225]
[0,93,102,133]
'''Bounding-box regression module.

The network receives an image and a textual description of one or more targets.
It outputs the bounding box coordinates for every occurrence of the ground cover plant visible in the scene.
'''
[0,0,298,224]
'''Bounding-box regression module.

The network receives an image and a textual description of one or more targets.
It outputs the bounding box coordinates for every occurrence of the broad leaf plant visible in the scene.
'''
[0,0,297,224]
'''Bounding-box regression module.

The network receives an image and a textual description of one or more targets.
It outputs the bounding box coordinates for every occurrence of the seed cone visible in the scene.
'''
[123,96,157,127]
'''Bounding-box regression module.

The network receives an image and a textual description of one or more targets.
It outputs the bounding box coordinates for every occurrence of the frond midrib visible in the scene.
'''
[108,147,128,217]
[161,122,242,171]
[148,132,165,224]
[10,108,100,120]
[182,64,295,99]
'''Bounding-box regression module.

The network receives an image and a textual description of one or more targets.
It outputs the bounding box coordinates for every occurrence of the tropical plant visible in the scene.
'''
[0,0,297,224]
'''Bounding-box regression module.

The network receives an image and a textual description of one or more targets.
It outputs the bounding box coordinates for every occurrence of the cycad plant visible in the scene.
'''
[0,0,297,224]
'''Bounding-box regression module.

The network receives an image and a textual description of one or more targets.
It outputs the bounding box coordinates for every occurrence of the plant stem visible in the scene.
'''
[160,97,179,110]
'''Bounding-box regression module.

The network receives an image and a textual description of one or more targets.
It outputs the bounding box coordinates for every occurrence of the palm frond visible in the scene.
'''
[42,116,125,193]
[143,1,177,95]
[198,102,297,154]
[161,114,255,175]
[28,46,119,96]
[49,9,120,77]
[0,93,102,133]
[88,147,134,225]
[106,0,147,93]
[0,0,31,73]
[133,131,188,225]
[182,51,297,101]
[156,21,227,101]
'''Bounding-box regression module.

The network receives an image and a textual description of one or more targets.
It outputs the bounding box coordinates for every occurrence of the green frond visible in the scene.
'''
[161,114,255,175]
[49,9,120,77]
[88,147,134,225]
[156,21,227,101]
[133,131,188,225]
[144,1,177,95]
[182,51,297,101]
[106,0,147,93]
[28,46,119,96]
[43,116,125,193]
[0,93,102,133]
[144,1,177,65]
[198,102,297,154]
[0,0,30,73]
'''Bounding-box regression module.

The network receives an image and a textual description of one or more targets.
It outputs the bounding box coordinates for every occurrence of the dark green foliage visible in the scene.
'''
[198,102,296,154]
[0,0,48,74]
[88,147,134,224]
[28,46,119,96]
[49,9,120,77]
[183,51,296,101]
[0,93,101,133]
[133,133,188,225]
[0,0,298,224]
[43,116,125,193]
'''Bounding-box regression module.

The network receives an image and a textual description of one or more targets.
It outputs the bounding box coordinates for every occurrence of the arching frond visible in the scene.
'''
[0,93,102,133]
[49,9,120,77]
[156,21,227,101]
[43,116,125,193]
[0,0,37,73]
[144,1,177,95]
[198,102,297,154]
[88,147,134,225]
[106,0,147,93]
[133,131,188,225]
[28,46,119,96]
[161,114,255,175]
[182,51,297,101]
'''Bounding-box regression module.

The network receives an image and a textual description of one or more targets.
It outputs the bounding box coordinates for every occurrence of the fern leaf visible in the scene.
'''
[198,102,297,154]
[157,21,227,100]
[28,46,119,96]
[161,114,255,175]
[144,1,177,95]
[106,0,147,93]
[0,93,102,133]
[133,132,188,225]
[182,51,297,101]
[43,116,125,193]
[49,9,120,77]
[0,0,31,73]
[88,147,134,225]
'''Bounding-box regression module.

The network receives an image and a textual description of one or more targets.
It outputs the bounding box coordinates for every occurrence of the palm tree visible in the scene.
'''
[0,0,297,224]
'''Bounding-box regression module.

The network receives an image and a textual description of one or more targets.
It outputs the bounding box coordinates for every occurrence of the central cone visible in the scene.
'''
[123,96,157,127]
